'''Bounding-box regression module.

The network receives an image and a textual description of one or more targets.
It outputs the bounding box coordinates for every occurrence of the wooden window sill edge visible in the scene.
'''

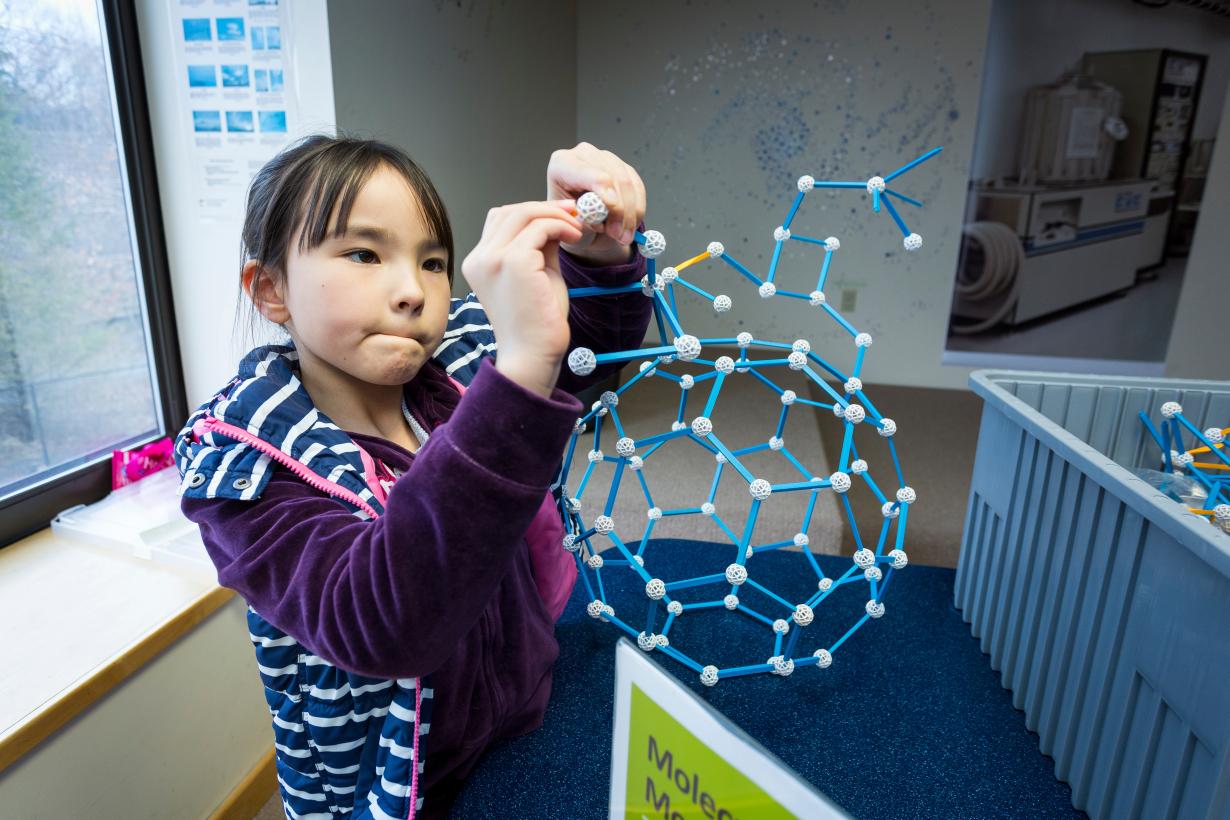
[0,525,235,775]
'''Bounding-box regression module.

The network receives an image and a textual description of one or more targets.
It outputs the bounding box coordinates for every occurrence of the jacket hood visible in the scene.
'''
[173,342,376,508]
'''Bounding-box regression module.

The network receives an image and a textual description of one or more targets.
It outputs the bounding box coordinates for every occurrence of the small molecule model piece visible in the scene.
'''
[1140,403,1230,533]
[554,148,942,684]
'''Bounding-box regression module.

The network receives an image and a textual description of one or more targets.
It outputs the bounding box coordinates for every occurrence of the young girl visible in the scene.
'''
[174,135,652,819]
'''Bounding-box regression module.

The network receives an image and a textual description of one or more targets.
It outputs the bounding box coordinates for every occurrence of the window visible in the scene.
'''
[0,0,184,548]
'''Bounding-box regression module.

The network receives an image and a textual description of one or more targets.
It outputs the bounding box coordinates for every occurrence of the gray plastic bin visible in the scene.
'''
[954,370,1230,820]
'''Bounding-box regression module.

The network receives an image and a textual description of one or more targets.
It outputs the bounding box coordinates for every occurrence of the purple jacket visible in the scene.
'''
[178,248,649,817]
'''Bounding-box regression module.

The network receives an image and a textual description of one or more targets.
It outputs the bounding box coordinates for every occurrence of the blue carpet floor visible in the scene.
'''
[449,539,1086,818]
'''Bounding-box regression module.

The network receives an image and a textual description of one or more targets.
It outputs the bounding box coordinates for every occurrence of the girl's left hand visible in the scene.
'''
[547,142,647,266]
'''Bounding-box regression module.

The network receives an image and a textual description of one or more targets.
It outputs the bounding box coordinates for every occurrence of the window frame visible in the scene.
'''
[0,0,186,549]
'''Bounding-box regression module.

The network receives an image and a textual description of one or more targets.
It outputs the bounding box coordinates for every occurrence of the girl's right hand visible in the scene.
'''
[460,200,585,398]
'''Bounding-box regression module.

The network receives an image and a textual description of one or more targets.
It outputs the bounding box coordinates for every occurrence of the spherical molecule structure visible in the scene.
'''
[553,148,943,684]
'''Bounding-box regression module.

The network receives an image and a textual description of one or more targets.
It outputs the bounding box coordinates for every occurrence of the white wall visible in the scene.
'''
[576,0,991,389]
[972,0,1230,182]
[326,0,579,287]
[0,599,271,819]
[1164,80,1230,382]
[141,0,339,409]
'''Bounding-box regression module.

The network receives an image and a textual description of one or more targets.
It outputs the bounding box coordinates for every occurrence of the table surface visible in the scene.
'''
[449,539,1087,819]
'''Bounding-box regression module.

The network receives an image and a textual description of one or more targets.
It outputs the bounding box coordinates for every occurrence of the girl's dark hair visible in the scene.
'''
[235,134,454,345]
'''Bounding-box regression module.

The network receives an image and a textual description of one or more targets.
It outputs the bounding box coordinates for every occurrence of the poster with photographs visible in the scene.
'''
[171,0,296,220]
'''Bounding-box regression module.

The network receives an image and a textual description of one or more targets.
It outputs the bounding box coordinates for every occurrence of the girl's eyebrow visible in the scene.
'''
[340,224,394,244]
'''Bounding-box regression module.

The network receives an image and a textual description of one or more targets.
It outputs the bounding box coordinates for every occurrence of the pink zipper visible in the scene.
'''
[193,415,380,520]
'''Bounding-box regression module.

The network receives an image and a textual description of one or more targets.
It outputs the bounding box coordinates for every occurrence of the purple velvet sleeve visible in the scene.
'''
[181,360,582,680]
[555,246,652,395]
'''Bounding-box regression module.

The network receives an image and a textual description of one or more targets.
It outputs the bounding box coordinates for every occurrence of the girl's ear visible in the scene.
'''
[243,259,291,324]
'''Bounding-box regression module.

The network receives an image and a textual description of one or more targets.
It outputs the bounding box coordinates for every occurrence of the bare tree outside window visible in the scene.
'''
[1,1,160,502]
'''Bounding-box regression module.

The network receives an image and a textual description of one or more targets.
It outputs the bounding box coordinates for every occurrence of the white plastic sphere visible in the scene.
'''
[896,486,917,504]
[793,604,814,626]
[797,174,815,191]
[562,533,579,552]
[866,175,885,194]
[864,566,883,582]
[781,390,797,405]
[637,631,657,651]
[660,266,679,283]
[568,497,583,513]
[878,418,897,437]
[713,294,732,313]
[788,351,807,370]
[723,594,739,610]
[1160,402,1182,419]
[691,416,713,436]
[768,436,784,451]
[629,455,644,471]
[850,459,869,475]
[792,339,811,354]
[700,666,719,686]
[889,549,909,569]
[749,479,773,500]
[725,563,748,585]
[575,191,608,224]
[707,241,724,257]
[633,555,645,566]
[814,648,833,668]
[844,377,863,393]
[855,332,874,348]
[866,600,886,619]
[715,453,727,464]
[594,515,615,534]
[1204,428,1225,444]
[830,472,852,493]
[818,577,834,592]
[773,618,790,635]
[587,554,603,569]
[736,332,753,348]
[586,600,605,619]
[882,501,900,519]
[638,230,666,258]
[844,404,866,423]
[903,232,923,251]
[616,437,636,457]
[667,600,683,615]
[600,390,619,407]
[587,449,604,463]
[638,361,654,375]
[809,290,826,306]
[793,532,810,547]
[774,226,791,242]
[854,548,875,568]
[832,402,845,418]
[715,356,735,374]
[568,347,597,376]
[824,236,841,252]
[647,506,662,520]
[673,335,701,360]
[680,374,695,390]
[670,421,686,432]
[770,656,795,676]
[701,502,716,516]
[1215,504,1230,521]
[645,578,666,600]
[1173,451,1194,467]
[759,282,777,299]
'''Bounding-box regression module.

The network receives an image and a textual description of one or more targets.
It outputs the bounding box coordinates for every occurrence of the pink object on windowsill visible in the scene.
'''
[111,437,175,489]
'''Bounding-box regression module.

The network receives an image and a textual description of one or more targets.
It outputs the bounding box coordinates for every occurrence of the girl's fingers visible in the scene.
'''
[612,169,639,244]
[485,200,583,248]
[509,215,586,260]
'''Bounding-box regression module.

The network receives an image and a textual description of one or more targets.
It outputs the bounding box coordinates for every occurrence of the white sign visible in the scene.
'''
[168,0,299,220]
[609,639,849,819]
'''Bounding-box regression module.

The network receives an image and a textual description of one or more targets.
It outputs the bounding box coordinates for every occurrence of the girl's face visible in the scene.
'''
[280,164,452,388]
